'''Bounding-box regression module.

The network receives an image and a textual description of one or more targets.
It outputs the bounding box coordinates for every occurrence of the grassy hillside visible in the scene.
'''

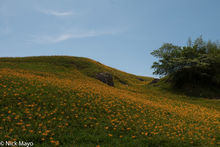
[0,56,219,147]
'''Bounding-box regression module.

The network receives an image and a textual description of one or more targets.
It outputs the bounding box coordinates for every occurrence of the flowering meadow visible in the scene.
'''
[0,56,219,146]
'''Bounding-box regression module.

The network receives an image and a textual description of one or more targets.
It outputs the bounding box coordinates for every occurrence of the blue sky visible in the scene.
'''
[0,0,220,77]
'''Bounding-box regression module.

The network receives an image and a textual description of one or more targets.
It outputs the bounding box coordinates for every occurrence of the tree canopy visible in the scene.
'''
[151,36,220,88]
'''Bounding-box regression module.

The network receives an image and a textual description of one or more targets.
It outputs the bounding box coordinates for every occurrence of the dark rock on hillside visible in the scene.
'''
[149,78,160,84]
[96,72,114,86]
[137,77,144,81]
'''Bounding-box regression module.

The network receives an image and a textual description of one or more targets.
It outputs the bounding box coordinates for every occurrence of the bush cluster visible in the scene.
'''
[151,36,220,88]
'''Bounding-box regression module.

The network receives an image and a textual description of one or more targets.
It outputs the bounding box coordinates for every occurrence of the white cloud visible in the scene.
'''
[40,9,76,17]
[31,29,123,44]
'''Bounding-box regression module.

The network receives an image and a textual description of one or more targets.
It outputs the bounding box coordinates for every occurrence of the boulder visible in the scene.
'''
[137,77,144,81]
[96,72,114,86]
[149,78,160,84]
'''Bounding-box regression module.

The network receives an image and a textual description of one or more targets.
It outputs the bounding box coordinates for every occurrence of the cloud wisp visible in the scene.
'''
[40,9,76,17]
[31,29,123,44]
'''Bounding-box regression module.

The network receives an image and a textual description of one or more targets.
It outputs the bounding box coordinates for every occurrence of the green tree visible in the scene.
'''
[151,37,220,88]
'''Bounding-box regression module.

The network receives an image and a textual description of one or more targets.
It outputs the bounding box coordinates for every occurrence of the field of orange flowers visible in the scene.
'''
[0,56,219,146]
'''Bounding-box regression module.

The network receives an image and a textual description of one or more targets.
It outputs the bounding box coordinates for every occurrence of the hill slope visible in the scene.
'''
[0,56,219,146]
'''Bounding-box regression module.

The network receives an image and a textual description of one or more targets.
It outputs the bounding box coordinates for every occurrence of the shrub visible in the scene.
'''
[151,36,220,88]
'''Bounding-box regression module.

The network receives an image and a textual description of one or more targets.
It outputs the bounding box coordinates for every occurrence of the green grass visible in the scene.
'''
[0,56,219,146]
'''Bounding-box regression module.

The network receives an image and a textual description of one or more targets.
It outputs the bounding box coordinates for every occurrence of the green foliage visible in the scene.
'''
[0,56,219,146]
[151,36,220,88]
